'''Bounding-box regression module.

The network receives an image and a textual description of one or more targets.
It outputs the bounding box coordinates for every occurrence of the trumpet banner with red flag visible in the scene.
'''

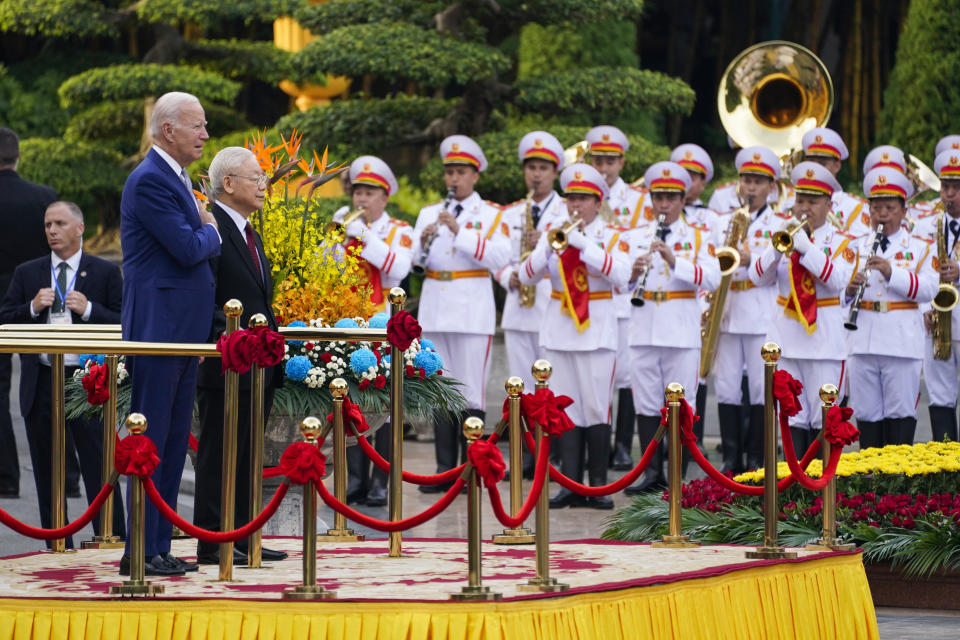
[557,247,591,332]
[785,252,818,334]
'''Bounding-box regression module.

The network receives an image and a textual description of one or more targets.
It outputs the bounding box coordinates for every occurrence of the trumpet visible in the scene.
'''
[630,213,668,307]
[411,186,456,276]
[844,224,885,331]
[772,213,811,254]
[546,213,583,251]
[324,206,365,243]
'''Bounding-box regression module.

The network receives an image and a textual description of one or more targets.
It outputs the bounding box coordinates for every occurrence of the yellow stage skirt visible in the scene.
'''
[0,554,877,640]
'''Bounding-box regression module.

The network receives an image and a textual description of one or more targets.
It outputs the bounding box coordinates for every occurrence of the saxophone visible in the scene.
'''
[518,187,538,307]
[698,204,750,379]
[932,205,959,360]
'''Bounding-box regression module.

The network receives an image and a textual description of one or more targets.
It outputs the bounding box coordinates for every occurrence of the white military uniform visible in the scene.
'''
[708,180,788,213]
[333,207,413,310]
[919,211,960,408]
[833,191,871,238]
[519,217,630,425]
[751,222,857,430]
[413,191,510,410]
[497,191,567,391]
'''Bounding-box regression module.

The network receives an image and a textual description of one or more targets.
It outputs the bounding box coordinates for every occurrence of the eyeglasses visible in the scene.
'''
[229,174,269,188]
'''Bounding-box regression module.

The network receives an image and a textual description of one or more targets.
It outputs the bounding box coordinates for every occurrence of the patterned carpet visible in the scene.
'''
[0,538,838,601]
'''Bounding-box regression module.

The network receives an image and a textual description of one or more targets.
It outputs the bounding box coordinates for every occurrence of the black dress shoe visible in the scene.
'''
[260,546,288,561]
[119,554,186,576]
[587,495,614,510]
[549,488,587,508]
[0,485,18,498]
[162,552,199,571]
[365,485,387,507]
[346,490,366,505]
[197,548,247,565]
[610,444,633,471]
[418,482,449,494]
[624,476,667,496]
[66,486,81,498]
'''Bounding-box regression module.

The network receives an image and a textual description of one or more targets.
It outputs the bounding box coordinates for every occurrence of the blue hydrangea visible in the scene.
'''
[414,350,443,377]
[334,317,359,329]
[285,355,312,381]
[368,312,389,329]
[419,338,435,352]
[78,354,105,368]
[349,348,377,375]
[382,354,391,367]
[286,320,308,347]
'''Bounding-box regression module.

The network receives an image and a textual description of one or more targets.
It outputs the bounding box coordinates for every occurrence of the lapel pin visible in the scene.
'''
[80,271,87,278]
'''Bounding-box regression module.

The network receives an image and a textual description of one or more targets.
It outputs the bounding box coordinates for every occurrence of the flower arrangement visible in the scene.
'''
[604,441,960,577]
[64,354,131,422]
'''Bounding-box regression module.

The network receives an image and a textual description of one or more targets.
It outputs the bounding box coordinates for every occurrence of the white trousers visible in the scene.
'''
[614,317,632,389]
[714,332,766,405]
[425,332,493,411]
[923,337,960,407]
[848,354,922,421]
[777,357,843,432]
[542,348,616,426]
[630,346,700,416]
[503,329,543,396]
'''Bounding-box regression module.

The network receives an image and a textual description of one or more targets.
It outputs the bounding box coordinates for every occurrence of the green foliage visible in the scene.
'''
[290,22,510,87]
[136,0,297,25]
[0,0,116,38]
[878,0,960,160]
[516,22,638,81]
[515,66,696,117]
[498,0,645,23]
[18,137,126,223]
[418,126,670,205]
[58,64,241,109]
[276,95,453,155]
[189,39,292,84]
[295,0,440,34]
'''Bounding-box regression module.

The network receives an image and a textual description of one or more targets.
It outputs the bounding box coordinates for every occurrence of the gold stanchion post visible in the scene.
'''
[245,314,267,568]
[283,417,336,600]
[318,378,364,542]
[806,383,855,552]
[50,352,68,553]
[217,299,243,582]
[746,342,797,559]
[492,376,535,545]
[517,359,569,593]
[83,354,124,549]
[110,414,163,596]
[387,287,406,558]
[451,417,502,601]
[653,383,699,549]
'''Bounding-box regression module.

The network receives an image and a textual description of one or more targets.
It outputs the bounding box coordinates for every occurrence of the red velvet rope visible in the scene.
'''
[316,476,465,531]
[186,433,283,479]
[355,433,467,485]
[522,430,661,496]
[143,477,289,543]
[0,481,115,540]
[486,432,550,528]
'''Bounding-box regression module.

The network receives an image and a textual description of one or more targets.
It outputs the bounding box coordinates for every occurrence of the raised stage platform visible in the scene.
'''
[0,538,878,639]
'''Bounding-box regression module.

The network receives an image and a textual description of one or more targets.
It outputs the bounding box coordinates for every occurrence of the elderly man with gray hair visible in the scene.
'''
[192,146,286,565]
[118,91,221,577]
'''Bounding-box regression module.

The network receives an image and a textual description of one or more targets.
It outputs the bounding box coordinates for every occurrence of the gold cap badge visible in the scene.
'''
[753,152,762,162]
[806,168,815,179]
[878,174,888,185]
[451,143,460,152]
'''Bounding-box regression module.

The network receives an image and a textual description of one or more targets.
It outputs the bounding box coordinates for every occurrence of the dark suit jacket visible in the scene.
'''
[120,148,220,343]
[0,169,57,297]
[0,252,123,416]
[197,204,280,390]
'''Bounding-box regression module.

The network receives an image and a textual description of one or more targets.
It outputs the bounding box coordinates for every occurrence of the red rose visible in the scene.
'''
[320,353,333,363]
[305,342,314,351]
[405,364,415,378]
[358,379,371,390]
[373,375,386,389]
[386,310,422,351]
[418,368,425,380]
[82,362,110,405]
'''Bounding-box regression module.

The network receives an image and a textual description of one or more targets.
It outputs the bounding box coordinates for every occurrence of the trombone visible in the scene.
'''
[325,206,365,243]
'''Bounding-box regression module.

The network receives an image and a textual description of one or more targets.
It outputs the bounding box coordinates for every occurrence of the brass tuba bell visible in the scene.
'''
[718,41,834,158]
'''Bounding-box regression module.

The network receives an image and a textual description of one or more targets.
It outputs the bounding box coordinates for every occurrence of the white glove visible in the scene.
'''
[345,219,366,239]
[791,226,813,254]
[566,229,589,250]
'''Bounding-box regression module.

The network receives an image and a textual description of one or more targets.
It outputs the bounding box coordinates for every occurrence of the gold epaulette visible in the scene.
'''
[913,234,935,244]
[387,218,409,227]
[485,200,504,210]
[774,210,794,219]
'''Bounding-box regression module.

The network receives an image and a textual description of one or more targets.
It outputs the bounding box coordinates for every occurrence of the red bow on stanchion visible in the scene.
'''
[386,310,421,351]
[82,362,110,405]
[279,442,327,485]
[115,435,160,477]
[659,398,699,443]
[467,440,506,488]
[326,396,369,434]
[773,370,804,418]
[217,327,286,374]
[518,388,576,437]
[825,405,859,446]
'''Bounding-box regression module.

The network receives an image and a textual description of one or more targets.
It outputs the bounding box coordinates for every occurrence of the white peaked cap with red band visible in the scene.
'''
[670,143,714,182]
[518,131,564,170]
[560,163,610,200]
[349,155,398,195]
[440,135,488,172]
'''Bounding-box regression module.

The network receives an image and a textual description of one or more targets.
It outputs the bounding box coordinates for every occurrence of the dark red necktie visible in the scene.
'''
[244,221,262,281]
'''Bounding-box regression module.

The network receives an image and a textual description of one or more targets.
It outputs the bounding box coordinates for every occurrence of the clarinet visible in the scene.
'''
[630,213,668,307]
[411,187,456,276]
[844,223,885,331]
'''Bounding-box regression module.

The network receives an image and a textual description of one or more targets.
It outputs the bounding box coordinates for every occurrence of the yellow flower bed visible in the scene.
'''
[733,441,960,483]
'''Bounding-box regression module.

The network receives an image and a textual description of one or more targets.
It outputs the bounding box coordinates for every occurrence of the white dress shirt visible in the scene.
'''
[31,249,90,366]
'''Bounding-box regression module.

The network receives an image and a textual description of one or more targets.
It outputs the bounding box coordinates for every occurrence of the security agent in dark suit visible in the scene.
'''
[0,201,125,546]
[0,127,58,498]
[193,147,287,565]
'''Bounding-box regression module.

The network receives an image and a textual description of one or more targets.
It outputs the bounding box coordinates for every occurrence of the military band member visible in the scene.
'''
[622,162,720,494]
[916,135,960,216]
[333,156,413,506]
[586,125,647,470]
[496,131,567,394]
[749,162,855,454]
[708,163,787,213]
[801,127,871,238]
[714,146,788,473]
[519,163,630,509]
[845,168,938,448]
[920,150,960,442]
[862,145,927,230]
[413,135,511,491]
